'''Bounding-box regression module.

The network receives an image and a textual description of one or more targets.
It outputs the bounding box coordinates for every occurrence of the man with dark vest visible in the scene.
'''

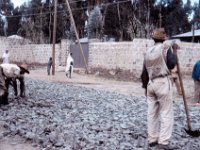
[141,28,180,149]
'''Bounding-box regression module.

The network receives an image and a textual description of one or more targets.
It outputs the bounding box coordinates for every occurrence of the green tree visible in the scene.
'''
[18,0,70,43]
[103,2,120,41]
[71,0,88,39]
[87,6,102,39]
[7,7,22,36]
[164,0,190,36]
[192,2,200,29]
[0,0,14,36]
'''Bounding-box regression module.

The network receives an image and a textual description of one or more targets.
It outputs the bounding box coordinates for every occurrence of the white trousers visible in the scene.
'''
[147,76,174,145]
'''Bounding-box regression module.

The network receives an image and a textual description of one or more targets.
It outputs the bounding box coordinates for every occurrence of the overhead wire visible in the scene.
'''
[2,0,131,18]
[0,0,84,6]
[27,0,131,11]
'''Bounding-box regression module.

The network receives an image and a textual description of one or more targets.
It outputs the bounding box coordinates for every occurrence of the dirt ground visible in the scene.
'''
[0,66,196,150]
[25,66,195,101]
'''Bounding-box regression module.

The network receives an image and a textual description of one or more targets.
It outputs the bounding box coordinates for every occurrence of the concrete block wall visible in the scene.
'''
[60,39,71,65]
[0,37,70,66]
[0,36,199,78]
[178,42,200,74]
[2,44,60,65]
[88,39,200,77]
[88,39,154,77]
[89,42,134,69]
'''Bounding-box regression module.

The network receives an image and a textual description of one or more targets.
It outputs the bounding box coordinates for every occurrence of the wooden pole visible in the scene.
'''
[192,24,195,43]
[64,0,88,73]
[52,0,58,75]
[176,55,192,130]
[159,6,162,28]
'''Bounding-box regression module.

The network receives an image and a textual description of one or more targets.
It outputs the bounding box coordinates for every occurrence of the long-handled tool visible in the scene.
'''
[176,55,200,137]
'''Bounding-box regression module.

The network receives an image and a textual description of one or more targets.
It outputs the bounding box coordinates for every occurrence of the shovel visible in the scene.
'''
[176,55,200,137]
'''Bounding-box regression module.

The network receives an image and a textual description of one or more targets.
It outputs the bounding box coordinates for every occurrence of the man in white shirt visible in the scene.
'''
[2,50,10,64]
[65,53,74,78]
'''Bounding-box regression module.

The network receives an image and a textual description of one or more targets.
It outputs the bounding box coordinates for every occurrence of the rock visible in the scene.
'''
[0,133,4,139]
[0,79,199,150]
[136,137,145,148]
[25,132,35,140]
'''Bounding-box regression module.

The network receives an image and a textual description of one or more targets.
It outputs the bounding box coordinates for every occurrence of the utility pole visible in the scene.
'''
[64,0,88,73]
[52,0,58,75]
[147,0,150,38]
[192,23,196,43]
[159,5,162,28]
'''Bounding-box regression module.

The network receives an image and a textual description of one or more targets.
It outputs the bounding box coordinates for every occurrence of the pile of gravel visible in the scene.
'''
[0,79,199,150]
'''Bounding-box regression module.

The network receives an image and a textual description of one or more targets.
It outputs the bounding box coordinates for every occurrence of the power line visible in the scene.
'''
[0,0,83,6]
[2,0,131,18]
[23,0,131,12]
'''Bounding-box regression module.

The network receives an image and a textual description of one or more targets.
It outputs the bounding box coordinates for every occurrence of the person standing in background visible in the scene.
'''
[2,50,9,64]
[65,53,74,78]
[47,57,53,75]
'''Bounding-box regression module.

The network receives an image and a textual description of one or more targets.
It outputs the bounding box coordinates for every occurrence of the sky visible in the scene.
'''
[183,0,199,5]
[11,0,30,8]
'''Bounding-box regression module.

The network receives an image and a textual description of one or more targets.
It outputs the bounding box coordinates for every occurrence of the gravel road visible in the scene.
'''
[0,78,199,150]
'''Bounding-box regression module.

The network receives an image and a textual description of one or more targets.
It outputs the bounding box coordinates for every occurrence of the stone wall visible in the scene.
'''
[0,37,70,66]
[88,39,200,77]
[178,42,200,73]
[0,36,199,78]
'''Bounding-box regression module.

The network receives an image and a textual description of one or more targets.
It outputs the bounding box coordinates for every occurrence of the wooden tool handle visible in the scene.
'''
[176,55,192,130]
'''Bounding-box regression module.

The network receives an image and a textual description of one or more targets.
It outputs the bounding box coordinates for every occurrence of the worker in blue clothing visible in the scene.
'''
[192,60,200,105]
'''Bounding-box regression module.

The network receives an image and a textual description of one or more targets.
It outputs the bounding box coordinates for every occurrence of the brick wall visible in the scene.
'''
[88,39,200,77]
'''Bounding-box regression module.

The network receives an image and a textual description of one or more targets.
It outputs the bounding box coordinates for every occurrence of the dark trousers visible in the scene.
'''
[47,65,52,75]
[0,67,7,105]
[12,77,25,97]
[2,76,26,105]
[69,66,72,78]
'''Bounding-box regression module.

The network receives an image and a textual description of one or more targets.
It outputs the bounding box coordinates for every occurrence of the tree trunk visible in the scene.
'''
[117,2,123,41]
[146,0,150,38]
[101,3,109,39]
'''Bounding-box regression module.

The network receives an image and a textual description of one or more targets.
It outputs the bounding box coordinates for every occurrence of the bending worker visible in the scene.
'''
[0,63,29,105]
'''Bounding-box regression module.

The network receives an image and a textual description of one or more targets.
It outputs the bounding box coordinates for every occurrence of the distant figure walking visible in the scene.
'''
[2,50,9,64]
[65,53,74,78]
[47,57,53,75]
